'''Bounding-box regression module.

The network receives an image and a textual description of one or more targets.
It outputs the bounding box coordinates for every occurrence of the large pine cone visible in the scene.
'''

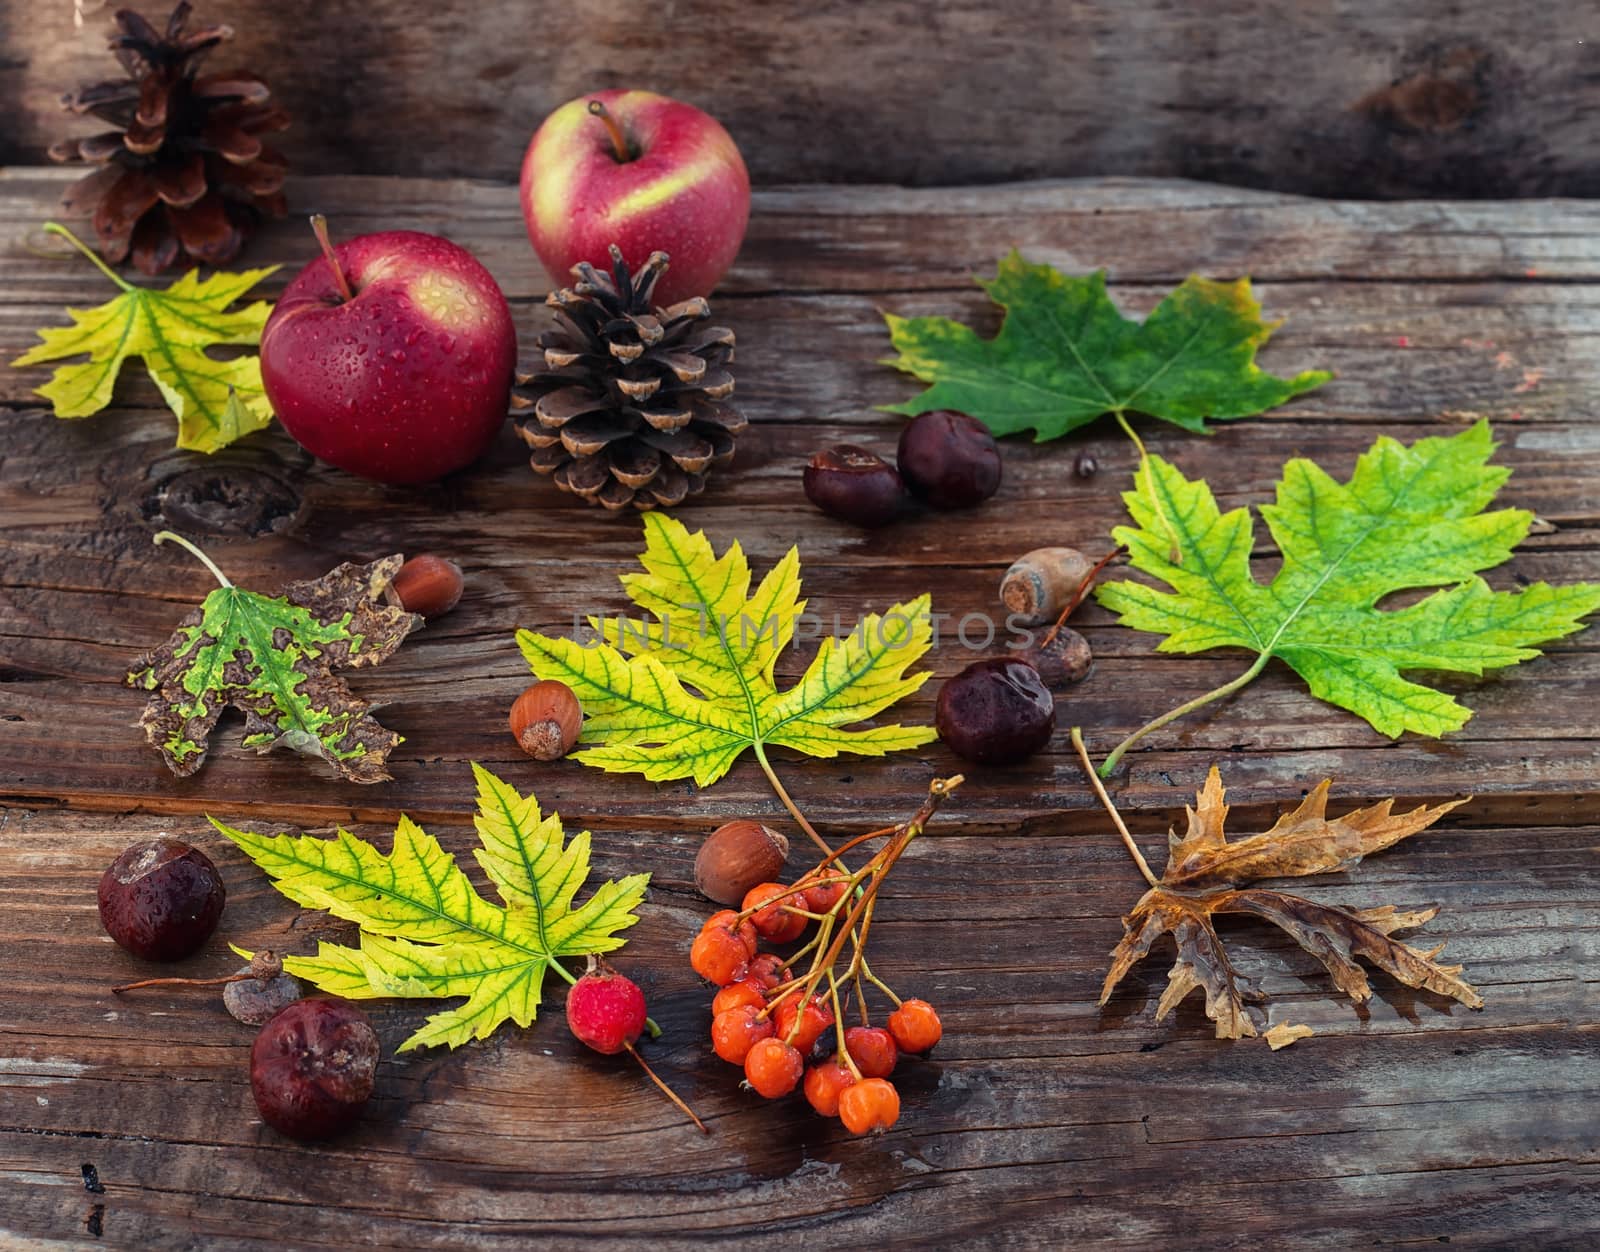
[49,2,289,273]
[512,246,747,511]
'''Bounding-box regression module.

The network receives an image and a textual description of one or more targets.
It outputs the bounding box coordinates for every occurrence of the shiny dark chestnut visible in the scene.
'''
[97,837,225,962]
[897,411,1002,509]
[935,657,1055,765]
[251,998,379,1141]
[803,445,904,527]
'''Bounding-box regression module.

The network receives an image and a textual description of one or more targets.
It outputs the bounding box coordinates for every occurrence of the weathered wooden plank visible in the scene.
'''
[2,402,1596,827]
[7,171,1600,291]
[1,809,1594,1246]
[2,171,1598,1247]
[3,2,1598,199]
[3,174,1597,447]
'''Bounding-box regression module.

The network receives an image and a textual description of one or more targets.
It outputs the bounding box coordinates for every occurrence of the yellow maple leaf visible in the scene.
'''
[12,222,277,453]
[516,512,936,788]
[219,764,649,1052]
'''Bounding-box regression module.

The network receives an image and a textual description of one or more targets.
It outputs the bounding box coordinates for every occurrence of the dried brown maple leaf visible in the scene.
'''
[127,533,420,784]
[1075,738,1483,1039]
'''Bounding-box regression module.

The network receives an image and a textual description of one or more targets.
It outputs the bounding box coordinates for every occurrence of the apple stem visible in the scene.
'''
[309,214,354,303]
[587,100,633,163]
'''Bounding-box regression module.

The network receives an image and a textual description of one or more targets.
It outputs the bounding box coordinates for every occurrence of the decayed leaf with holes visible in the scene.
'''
[516,512,935,786]
[126,535,419,783]
[11,223,276,452]
[217,764,650,1051]
[1100,767,1482,1039]
[880,250,1329,441]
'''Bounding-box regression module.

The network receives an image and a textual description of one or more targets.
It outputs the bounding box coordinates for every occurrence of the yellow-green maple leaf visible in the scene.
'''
[215,764,649,1052]
[516,512,936,787]
[11,222,276,453]
[1095,421,1600,775]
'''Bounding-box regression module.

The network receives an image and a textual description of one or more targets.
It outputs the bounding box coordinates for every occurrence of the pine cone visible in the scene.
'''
[513,246,747,511]
[49,2,290,274]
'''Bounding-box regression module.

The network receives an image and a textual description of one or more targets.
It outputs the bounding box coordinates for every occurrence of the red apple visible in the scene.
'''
[520,89,750,306]
[261,222,517,485]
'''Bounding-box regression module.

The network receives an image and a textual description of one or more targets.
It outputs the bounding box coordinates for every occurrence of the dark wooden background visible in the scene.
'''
[2,0,1599,1245]
[3,0,1598,198]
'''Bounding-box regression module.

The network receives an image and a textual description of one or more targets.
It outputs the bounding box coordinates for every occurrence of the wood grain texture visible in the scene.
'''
[2,170,1598,1247]
[3,1,1599,198]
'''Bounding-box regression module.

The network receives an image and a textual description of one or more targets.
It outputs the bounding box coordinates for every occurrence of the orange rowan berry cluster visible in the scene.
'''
[691,776,958,1135]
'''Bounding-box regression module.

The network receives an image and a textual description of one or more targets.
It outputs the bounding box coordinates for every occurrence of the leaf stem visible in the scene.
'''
[42,220,132,291]
[1070,727,1160,889]
[753,740,833,859]
[1096,653,1269,777]
[1115,410,1183,564]
[153,530,234,589]
[550,960,579,987]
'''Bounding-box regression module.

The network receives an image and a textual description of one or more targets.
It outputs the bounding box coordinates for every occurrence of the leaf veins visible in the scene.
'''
[12,222,277,453]
[218,764,649,1052]
[516,512,936,788]
[1099,767,1483,1040]
[880,250,1329,441]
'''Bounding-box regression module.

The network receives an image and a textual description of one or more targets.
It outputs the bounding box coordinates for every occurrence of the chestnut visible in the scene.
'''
[896,411,1001,509]
[251,998,379,1141]
[935,657,1056,765]
[97,837,225,962]
[803,446,904,527]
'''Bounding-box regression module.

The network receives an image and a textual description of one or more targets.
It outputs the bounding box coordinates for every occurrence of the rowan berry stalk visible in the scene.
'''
[696,776,961,1135]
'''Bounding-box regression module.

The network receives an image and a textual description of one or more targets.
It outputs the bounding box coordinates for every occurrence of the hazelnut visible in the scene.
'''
[695,820,790,906]
[391,555,464,618]
[509,680,582,760]
[1000,546,1095,627]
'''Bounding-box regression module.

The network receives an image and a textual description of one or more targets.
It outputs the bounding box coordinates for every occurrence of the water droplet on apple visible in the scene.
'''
[356,342,368,355]
[391,350,407,363]
[439,334,456,354]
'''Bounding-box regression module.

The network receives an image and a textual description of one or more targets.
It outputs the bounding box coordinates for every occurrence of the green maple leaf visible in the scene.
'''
[126,533,420,784]
[11,222,276,453]
[881,250,1330,441]
[217,764,649,1051]
[516,512,936,787]
[1095,422,1600,771]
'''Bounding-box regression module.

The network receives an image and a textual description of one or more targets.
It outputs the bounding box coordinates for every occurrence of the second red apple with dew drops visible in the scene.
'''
[260,221,517,485]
